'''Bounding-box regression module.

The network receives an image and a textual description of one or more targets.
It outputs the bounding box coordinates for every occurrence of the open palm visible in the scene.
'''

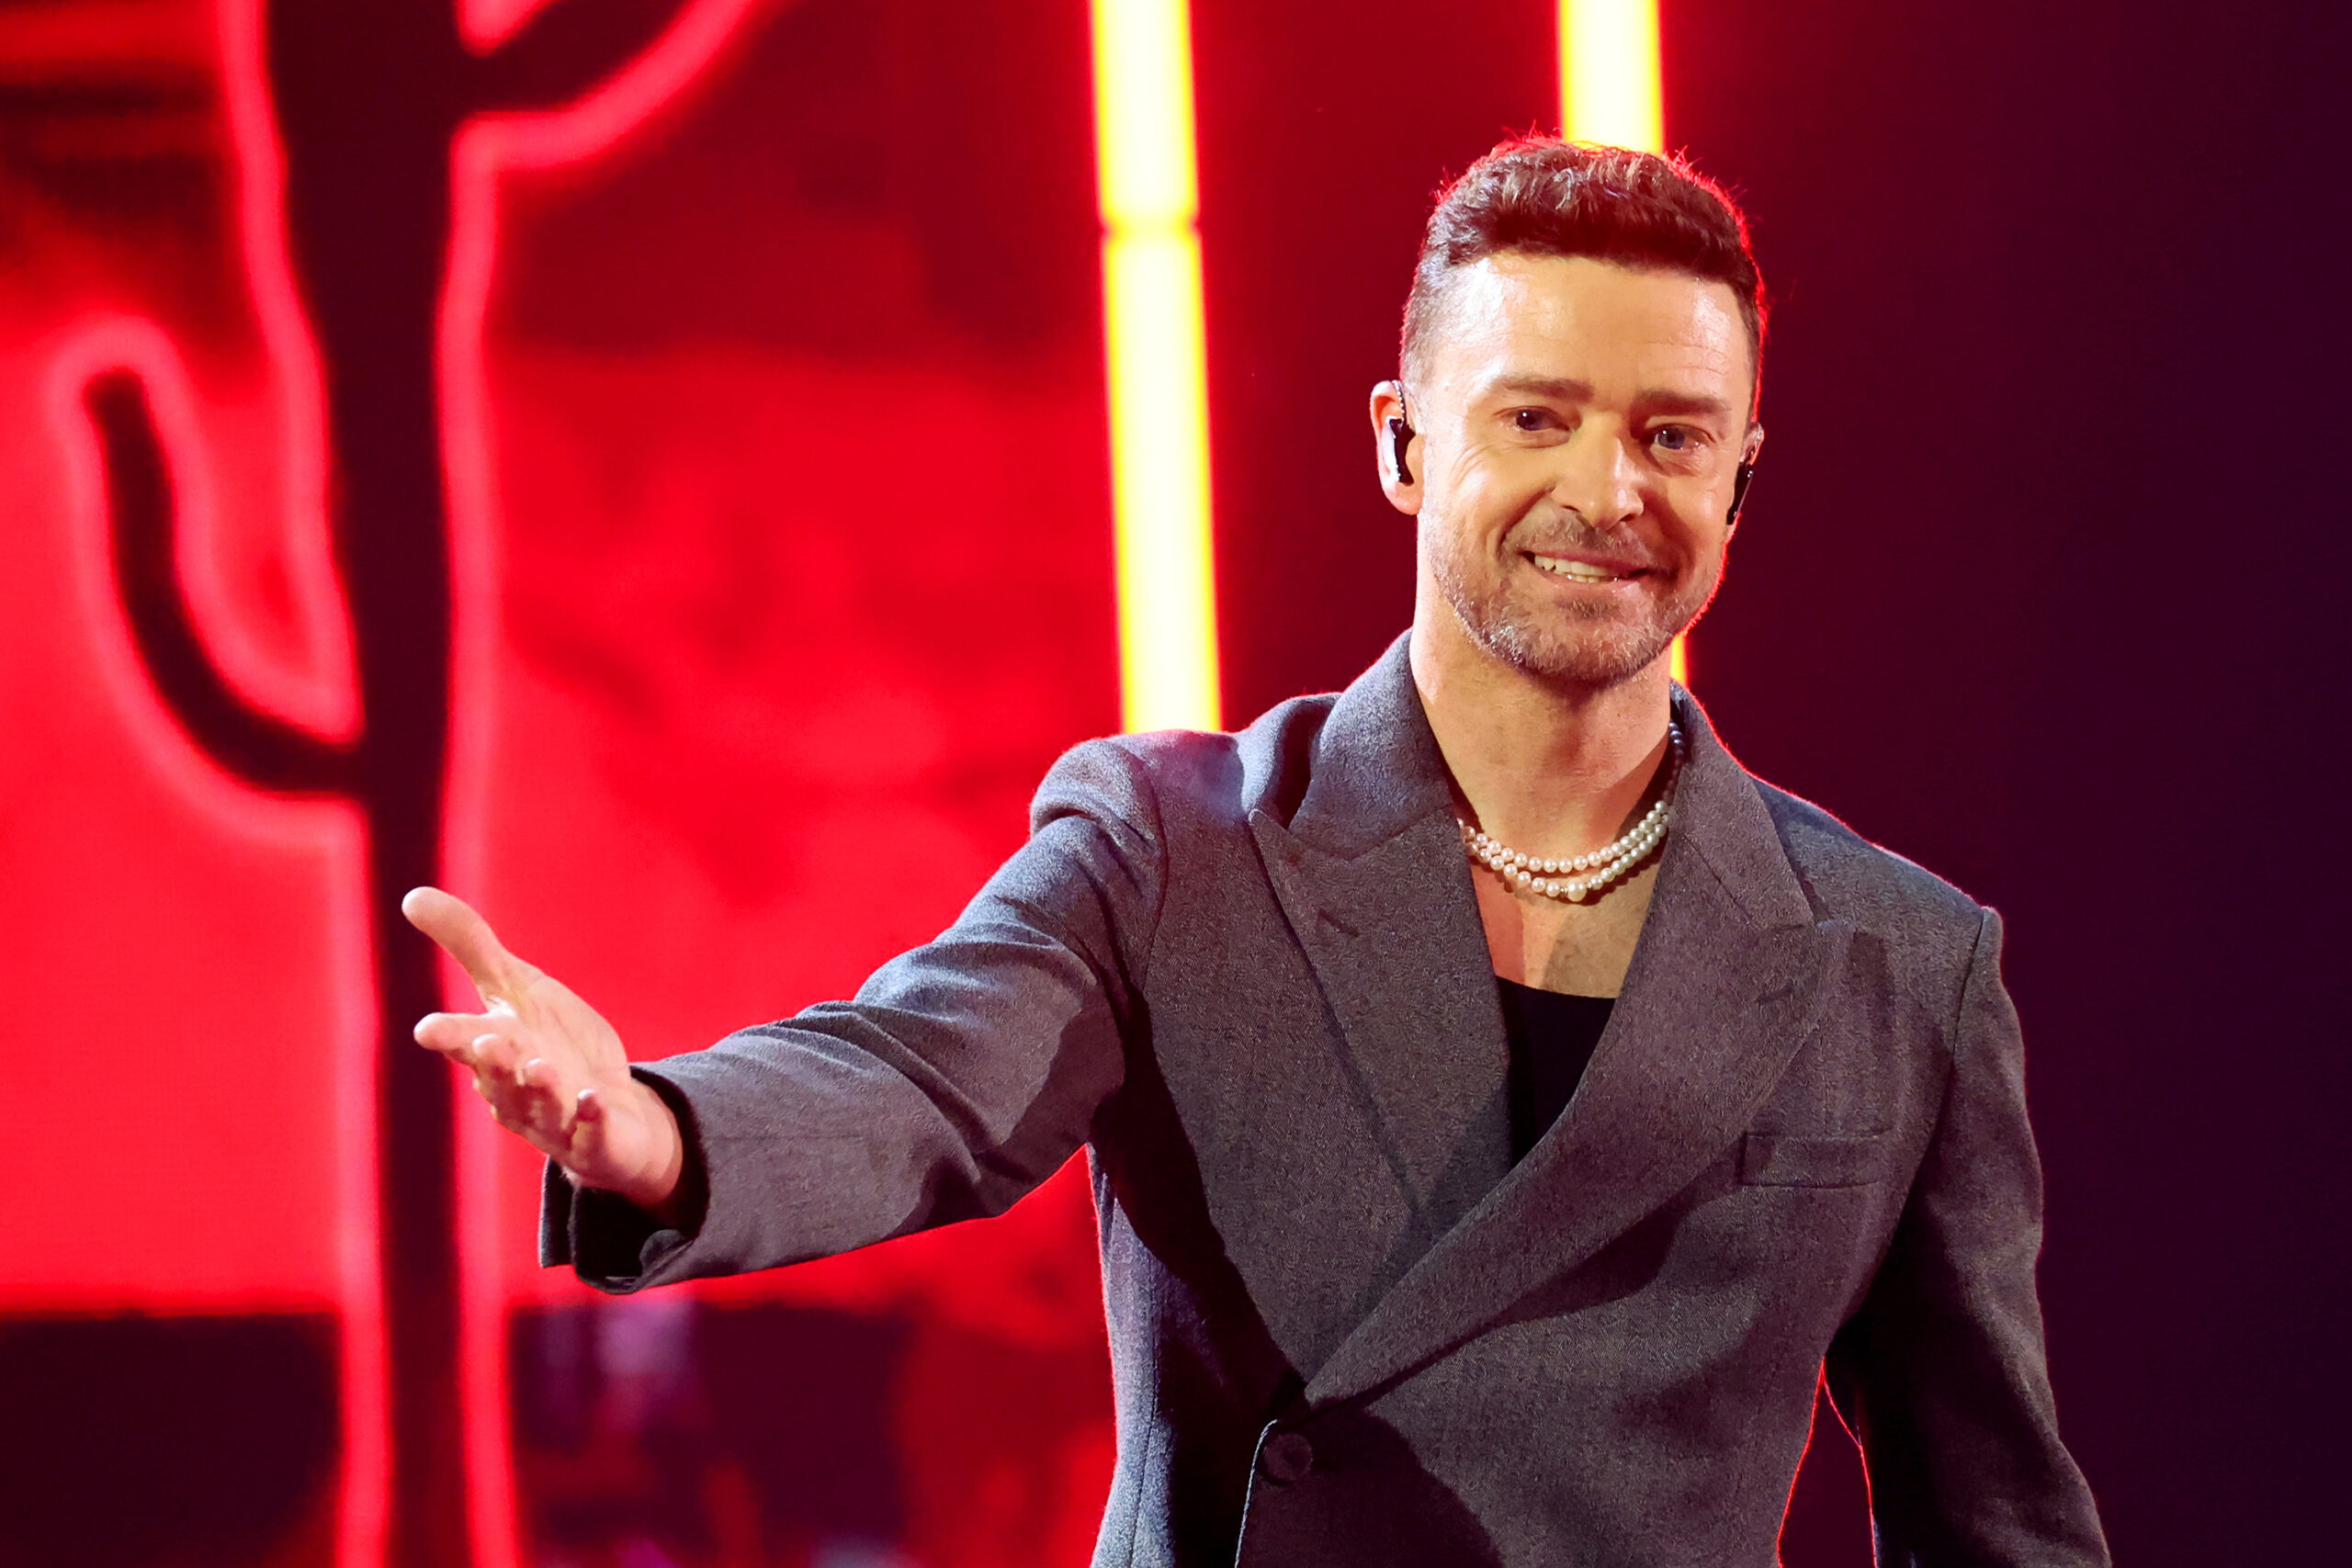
[403,886,684,1216]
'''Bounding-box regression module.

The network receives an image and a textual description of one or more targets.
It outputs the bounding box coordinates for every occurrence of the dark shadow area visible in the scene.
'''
[0,1312,339,1568]
[510,1299,910,1565]
[1091,1006,1309,1568]
[1235,1404,1504,1568]
[1781,1382,1871,1568]
[1665,1,2352,1560]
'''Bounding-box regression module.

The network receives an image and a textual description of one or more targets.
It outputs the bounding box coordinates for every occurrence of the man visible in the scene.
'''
[409,139,2109,1565]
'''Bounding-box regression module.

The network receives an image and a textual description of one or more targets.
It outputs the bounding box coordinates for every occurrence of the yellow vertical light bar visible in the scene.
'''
[1558,0,1680,684]
[1558,0,1663,155]
[1091,0,1221,732]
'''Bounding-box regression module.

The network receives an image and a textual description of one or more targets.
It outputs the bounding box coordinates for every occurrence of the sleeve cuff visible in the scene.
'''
[537,1065,711,1292]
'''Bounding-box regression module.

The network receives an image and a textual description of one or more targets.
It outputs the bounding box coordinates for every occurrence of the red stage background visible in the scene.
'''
[1,0,2343,1565]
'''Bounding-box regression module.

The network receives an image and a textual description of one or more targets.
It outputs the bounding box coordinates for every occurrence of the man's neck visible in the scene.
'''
[1408,613,1676,859]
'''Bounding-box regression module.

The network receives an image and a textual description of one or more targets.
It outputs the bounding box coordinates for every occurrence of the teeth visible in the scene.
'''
[1534,556,1623,581]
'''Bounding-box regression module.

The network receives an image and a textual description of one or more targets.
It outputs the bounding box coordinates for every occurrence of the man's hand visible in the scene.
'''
[402,887,687,1221]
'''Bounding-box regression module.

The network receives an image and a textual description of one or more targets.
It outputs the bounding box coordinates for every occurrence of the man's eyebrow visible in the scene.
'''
[1474,376,1736,421]
[1634,389,1737,420]
[1478,374,1595,402]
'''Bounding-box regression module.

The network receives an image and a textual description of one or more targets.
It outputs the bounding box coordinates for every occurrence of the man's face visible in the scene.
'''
[1386,252,1759,689]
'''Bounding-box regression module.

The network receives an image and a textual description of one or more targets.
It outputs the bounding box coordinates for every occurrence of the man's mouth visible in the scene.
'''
[1529,553,1643,583]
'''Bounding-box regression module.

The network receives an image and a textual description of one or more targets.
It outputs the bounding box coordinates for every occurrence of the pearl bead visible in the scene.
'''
[1456,727,1683,903]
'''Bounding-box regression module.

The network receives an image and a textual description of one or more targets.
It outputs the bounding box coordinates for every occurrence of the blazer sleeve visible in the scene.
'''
[541,736,1167,1292]
[1825,907,2109,1566]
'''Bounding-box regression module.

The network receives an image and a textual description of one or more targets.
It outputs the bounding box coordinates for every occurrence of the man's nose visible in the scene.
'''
[1546,428,1643,527]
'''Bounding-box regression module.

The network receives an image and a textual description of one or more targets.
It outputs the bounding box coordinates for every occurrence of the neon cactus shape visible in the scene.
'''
[66,1,763,1562]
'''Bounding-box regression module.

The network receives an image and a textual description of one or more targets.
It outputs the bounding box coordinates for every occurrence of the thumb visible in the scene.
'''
[401,886,543,1003]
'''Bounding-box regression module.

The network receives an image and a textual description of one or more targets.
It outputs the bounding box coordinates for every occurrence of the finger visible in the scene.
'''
[510,1056,587,1146]
[473,1032,527,1083]
[413,1010,506,1059]
[563,1085,621,1175]
[413,1020,526,1086]
[401,886,545,1004]
[473,1061,576,1153]
[565,1086,613,1168]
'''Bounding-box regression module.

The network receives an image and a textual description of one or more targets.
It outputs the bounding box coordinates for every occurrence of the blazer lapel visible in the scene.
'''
[1304,689,1853,1407]
[1251,818,1509,1232]
[1248,642,1514,1303]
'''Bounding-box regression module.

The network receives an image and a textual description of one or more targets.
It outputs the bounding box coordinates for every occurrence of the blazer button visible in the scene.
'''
[1259,1430,1315,1485]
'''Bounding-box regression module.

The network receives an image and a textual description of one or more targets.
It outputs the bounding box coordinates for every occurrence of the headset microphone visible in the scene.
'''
[1727,460,1756,526]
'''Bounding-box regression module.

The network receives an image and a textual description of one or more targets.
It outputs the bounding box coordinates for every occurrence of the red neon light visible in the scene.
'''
[44,309,383,1564]
[43,4,768,1564]
[459,0,567,53]
[437,7,764,1568]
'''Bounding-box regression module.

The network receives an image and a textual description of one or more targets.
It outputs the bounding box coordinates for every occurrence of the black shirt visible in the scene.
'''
[1497,977,1614,1163]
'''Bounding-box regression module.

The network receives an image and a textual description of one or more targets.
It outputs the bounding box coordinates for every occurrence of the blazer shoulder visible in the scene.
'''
[1755,777,1989,963]
[1032,692,1341,838]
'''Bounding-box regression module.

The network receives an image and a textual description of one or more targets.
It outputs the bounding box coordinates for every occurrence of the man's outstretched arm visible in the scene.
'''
[403,736,1166,1288]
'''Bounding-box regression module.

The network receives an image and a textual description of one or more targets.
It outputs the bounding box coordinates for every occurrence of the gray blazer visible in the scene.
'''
[549,637,2109,1568]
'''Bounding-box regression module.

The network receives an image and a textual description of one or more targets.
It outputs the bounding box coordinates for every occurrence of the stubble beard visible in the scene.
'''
[1432,518,1722,690]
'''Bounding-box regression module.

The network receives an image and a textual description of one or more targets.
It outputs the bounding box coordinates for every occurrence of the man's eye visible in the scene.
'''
[1511,409,1558,433]
[1653,425,1692,452]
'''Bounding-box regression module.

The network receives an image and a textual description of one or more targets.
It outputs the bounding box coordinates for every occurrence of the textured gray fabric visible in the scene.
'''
[544,637,2109,1568]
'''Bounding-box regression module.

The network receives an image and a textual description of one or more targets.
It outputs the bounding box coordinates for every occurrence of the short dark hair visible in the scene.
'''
[1402,137,1767,411]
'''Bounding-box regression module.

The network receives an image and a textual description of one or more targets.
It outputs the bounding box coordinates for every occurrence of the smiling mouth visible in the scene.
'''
[1529,553,1644,584]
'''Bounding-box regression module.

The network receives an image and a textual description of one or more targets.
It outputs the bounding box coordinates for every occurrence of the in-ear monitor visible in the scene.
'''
[1386,415,1415,486]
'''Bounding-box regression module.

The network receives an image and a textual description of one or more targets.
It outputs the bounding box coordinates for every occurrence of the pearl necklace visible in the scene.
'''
[1457,724,1684,904]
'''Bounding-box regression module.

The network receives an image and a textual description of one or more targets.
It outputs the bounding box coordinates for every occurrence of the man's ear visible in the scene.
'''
[1370,379,1421,513]
[1742,423,1766,465]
